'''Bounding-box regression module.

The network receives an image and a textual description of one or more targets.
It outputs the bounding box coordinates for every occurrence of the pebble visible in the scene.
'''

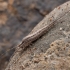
[59,27,63,31]
[0,2,8,11]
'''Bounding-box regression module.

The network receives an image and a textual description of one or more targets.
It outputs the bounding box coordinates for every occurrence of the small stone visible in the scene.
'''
[0,2,8,11]
[59,27,63,31]
[0,14,7,25]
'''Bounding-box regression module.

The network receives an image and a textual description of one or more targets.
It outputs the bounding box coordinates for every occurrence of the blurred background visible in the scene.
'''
[0,0,69,70]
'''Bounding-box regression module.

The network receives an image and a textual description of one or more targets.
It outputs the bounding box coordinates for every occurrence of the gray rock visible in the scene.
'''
[5,1,70,70]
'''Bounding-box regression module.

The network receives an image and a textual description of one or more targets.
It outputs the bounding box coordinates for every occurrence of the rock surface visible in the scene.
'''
[0,1,69,70]
[5,1,70,70]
